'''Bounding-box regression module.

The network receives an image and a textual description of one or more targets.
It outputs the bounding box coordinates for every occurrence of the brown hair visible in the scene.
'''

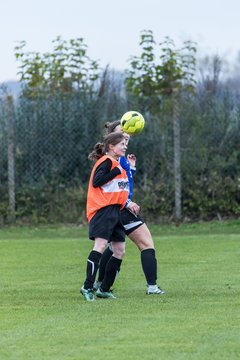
[88,132,125,161]
[104,120,121,134]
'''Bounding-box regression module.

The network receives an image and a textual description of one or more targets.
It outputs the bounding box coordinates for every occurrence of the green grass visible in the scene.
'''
[0,221,240,360]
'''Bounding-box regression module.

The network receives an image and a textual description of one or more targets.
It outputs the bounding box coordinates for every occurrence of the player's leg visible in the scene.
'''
[128,222,154,250]
[94,243,113,290]
[80,206,116,301]
[80,237,107,301]
[96,223,126,299]
[121,208,165,295]
[128,225,165,294]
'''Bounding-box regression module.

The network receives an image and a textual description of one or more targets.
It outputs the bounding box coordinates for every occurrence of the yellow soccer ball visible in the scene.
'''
[120,111,145,135]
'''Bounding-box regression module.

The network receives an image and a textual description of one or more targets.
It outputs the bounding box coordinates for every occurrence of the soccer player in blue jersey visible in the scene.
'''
[94,120,166,295]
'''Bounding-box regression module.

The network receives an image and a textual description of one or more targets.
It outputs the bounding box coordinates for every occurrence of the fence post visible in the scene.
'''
[173,93,182,222]
[6,95,16,223]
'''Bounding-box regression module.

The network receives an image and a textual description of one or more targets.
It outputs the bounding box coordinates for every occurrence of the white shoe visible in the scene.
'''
[146,285,166,295]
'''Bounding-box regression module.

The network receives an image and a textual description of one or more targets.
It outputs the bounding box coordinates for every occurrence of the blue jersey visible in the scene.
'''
[119,156,136,207]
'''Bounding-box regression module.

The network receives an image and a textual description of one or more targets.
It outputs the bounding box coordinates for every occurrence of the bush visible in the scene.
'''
[10,185,87,225]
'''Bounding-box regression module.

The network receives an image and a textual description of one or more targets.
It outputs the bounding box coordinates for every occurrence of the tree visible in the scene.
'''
[125,30,197,221]
[14,36,100,97]
[198,54,223,94]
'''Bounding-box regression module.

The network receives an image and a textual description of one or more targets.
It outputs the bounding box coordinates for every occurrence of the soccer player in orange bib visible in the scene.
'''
[80,132,129,301]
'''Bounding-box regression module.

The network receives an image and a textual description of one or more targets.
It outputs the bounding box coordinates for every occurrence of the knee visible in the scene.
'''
[129,236,154,251]
[112,245,125,259]
[93,240,108,253]
[113,249,125,259]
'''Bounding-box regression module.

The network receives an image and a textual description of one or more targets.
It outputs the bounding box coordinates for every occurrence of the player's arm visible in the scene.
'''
[127,154,136,176]
[92,158,121,187]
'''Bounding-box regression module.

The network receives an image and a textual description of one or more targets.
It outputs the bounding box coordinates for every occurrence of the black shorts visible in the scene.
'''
[120,208,144,235]
[89,205,125,242]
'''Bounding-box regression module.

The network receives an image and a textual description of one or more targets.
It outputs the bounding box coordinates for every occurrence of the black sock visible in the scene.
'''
[84,250,102,289]
[101,256,122,292]
[140,248,157,285]
[98,246,113,282]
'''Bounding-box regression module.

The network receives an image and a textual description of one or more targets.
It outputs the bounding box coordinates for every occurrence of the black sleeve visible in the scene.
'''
[92,158,121,187]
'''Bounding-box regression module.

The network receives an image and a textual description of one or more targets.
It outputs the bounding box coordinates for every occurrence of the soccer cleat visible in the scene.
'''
[146,285,166,295]
[96,287,116,299]
[93,280,102,292]
[80,286,95,301]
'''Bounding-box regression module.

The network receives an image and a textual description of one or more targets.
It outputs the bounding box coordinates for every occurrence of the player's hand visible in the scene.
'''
[127,154,136,167]
[127,201,140,215]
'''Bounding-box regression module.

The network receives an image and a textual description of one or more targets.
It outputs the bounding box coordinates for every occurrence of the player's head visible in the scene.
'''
[104,132,127,159]
[104,132,126,150]
[105,120,121,134]
[88,132,126,161]
[105,120,130,144]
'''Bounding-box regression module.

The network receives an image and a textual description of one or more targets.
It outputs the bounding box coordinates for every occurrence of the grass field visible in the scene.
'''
[0,221,240,360]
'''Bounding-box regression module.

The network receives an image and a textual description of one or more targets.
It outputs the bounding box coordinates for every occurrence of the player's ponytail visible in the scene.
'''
[88,143,104,161]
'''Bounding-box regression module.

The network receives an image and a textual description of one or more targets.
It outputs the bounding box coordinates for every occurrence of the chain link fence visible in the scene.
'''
[0,90,239,225]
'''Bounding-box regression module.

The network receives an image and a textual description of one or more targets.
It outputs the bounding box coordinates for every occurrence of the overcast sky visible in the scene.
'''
[1,0,239,83]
